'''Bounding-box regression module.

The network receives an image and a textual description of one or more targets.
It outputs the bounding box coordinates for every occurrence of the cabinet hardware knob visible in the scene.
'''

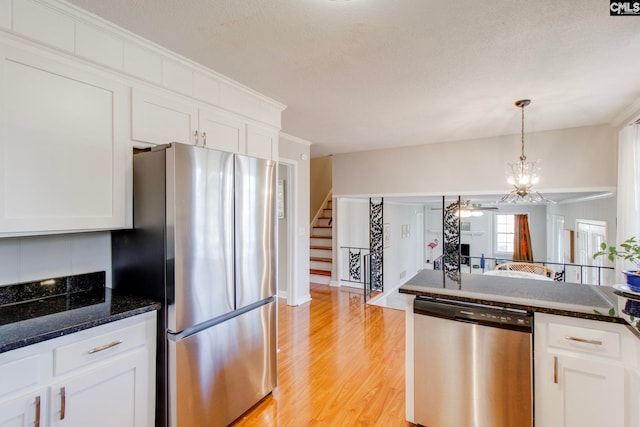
[59,387,66,420]
[194,130,199,145]
[88,340,123,354]
[202,131,207,146]
[565,336,603,346]
[34,395,41,427]
[553,356,558,384]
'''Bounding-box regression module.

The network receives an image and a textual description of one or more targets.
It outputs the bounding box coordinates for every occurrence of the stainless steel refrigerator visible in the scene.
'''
[111,143,277,427]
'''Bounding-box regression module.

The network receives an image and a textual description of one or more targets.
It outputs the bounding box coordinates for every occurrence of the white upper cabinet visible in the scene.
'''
[199,108,245,154]
[0,42,131,236]
[131,88,198,147]
[132,89,281,159]
[247,123,278,160]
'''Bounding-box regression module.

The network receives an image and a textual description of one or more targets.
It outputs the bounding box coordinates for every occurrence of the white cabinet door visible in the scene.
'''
[536,353,625,427]
[49,349,149,427]
[0,43,130,235]
[246,124,277,160]
[131,88,198,146]
[199,108,245,154]
[0,390,46,427]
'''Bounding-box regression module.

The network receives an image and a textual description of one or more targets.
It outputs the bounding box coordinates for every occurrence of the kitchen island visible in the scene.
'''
[400,269,640,427]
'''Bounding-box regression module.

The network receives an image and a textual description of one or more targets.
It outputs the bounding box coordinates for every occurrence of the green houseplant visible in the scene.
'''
[593,236,640,291]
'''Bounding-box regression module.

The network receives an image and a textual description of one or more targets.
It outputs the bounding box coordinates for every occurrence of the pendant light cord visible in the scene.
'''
[520,104,526,161]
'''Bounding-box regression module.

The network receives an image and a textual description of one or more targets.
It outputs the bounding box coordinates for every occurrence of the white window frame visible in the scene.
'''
[494,212,529,258]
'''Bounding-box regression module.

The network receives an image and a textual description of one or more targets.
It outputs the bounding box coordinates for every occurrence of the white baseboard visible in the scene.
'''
[293,293,312,306]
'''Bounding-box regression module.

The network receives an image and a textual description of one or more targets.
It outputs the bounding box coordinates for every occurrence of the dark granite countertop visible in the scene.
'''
[0,272,160,354]
[399,269,639,332]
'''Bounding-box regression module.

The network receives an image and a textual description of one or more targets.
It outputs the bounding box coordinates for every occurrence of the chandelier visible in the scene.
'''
[499,99,549,203]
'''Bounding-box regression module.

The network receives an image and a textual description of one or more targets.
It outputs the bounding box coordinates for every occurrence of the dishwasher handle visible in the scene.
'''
[454,317,480,325]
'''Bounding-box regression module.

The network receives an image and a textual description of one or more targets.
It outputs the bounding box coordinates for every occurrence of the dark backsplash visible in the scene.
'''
[0,271,105,306]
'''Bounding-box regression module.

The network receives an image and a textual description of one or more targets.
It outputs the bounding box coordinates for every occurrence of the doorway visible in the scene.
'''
[277,163,294,303]
[575,219,607,285]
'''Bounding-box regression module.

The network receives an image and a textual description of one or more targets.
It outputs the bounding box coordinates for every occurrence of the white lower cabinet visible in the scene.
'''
[49,349,148,427]
[535,313,638,427]
[0,389,46,427]
[0,312,156,427]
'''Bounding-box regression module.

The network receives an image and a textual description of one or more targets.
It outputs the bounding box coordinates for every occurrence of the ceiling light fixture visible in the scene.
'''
[455,201,495,217]
[500,99,549,203]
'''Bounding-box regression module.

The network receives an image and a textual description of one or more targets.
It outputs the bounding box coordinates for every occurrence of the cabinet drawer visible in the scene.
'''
[547,322,620,359]
[0,355,41,398]
[54,322,147,375]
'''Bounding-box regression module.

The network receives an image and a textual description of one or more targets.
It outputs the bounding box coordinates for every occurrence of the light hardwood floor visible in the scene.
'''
[232,284,413,426]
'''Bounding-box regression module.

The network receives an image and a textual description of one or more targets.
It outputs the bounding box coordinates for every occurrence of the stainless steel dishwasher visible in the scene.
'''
[413,297,533,427]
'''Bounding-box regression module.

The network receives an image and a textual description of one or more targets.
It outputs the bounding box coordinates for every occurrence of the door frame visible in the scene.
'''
[277,158,302,306]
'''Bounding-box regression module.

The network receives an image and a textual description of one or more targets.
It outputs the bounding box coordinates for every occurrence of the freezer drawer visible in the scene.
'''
[168,300,276,427]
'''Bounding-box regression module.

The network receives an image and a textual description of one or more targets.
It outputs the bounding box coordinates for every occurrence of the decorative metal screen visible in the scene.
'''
[443,198,461,273]
[369,198,384,292]
[348,249,362,282]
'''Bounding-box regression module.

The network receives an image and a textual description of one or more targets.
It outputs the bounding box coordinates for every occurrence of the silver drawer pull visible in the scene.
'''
[88,340,123,354]
[565,336,603,346]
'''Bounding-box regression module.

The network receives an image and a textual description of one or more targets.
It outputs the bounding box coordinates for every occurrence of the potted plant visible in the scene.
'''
[593,236,640,291]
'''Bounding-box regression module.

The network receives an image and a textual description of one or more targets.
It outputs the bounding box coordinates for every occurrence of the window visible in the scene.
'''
[495,214,515,253]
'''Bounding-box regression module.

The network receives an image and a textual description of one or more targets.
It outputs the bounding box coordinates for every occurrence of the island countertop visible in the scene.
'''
[399,269,629,325]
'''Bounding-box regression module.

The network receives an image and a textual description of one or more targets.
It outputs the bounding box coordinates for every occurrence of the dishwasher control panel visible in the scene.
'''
[414,297,532,331]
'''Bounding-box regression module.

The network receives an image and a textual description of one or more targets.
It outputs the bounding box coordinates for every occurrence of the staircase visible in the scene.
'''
[310,198,333,285]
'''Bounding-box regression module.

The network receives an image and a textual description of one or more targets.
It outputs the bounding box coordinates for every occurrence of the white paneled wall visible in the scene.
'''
[0,232,111,287]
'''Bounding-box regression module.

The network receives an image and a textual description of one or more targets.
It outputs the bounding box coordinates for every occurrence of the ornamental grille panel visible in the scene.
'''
[369,198,383,292]
[348,249,362,282]
[443,197,461,273]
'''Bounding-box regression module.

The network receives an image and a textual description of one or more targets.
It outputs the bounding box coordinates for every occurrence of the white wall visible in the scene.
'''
[547,195,617,247]
[336,198,369,285]
[383,202,420,289]
[333,124,617,197]
[0,232,111,286]
[337,199,422,291]
[279,133,311,305]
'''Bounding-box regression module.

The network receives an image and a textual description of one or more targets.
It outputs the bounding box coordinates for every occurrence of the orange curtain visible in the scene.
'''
[513,214,533,261]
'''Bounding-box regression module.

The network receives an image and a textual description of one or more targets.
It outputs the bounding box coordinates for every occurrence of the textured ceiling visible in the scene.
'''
[67,0,640,157]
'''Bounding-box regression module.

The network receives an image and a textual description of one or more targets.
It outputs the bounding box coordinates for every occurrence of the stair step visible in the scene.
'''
[310,257,332,263]
[312,228,332,237]
[310,235,331,239]
[314,225,332,229]
[310,245,331,250]
[310,269,331,276]
[310,273,331,285]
